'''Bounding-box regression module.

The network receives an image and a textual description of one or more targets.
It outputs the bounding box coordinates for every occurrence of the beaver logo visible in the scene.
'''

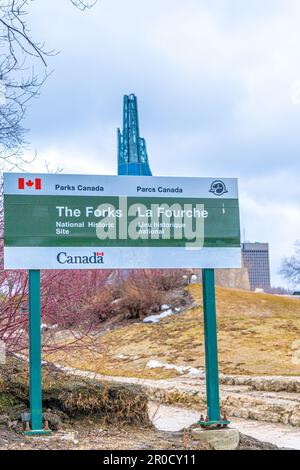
[209,180,228,196]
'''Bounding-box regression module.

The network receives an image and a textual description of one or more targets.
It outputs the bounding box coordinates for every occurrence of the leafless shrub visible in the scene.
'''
[117,271,163,319]
[281,241,300,287]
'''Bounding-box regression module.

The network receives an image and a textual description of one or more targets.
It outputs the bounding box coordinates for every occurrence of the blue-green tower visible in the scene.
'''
[118,94,152,176]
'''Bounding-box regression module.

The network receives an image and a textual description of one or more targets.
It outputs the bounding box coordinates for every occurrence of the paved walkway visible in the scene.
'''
[149,403,300,450]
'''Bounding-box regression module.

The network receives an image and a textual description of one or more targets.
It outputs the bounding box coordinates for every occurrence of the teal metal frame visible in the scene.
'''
[26,94,226,435]
[202,269,220,420]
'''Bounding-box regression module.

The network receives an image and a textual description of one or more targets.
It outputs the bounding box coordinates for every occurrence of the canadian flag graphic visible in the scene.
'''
[18,178,42,190]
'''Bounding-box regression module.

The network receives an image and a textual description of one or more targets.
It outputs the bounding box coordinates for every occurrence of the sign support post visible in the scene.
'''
[199,268,229,427]
[203,268,220,421]
[25,270,50,435]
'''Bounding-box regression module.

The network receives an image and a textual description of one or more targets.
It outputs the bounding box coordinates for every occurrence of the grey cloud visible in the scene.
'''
[20,0,300,287]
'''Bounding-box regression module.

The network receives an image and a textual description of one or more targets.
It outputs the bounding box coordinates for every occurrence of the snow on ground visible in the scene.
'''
[143,305,182,324]
[146,360,203,377]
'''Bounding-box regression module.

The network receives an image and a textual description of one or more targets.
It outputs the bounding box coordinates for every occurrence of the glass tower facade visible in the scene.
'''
[242,242,271,291]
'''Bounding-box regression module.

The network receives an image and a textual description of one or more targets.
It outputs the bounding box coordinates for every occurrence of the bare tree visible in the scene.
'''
[0,0,98,171]
[70,0,97,10]
[281,241,300,286]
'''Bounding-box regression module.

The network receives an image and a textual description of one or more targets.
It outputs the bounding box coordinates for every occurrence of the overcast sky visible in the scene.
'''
[22,0,300,287]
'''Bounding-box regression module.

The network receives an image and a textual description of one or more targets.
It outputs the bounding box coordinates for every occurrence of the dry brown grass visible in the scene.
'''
[0,357,150,426]
[46,285,300,378]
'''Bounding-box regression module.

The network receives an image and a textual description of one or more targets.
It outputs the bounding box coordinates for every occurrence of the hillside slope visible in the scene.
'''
[47,285,300,378]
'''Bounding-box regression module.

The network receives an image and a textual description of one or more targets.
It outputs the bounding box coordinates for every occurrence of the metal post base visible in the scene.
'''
[24,429,52,437]
[198,419,230,430]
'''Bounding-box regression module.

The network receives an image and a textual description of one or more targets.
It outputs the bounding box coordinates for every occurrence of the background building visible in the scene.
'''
[242,243,271,291]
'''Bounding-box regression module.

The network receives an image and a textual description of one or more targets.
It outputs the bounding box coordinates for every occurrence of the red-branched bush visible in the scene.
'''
[0,269,29,352]
[0,263,111,353]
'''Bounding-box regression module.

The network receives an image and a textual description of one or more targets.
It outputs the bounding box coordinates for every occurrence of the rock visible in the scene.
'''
[10,421,18,432]
[290,406,300,427]
[58,431,79,445]
[7,404,26,421]
[43,411,63,431]
[0,414,9,429]
[238,434,279,450]
[219,374,300,394]
[138,443,154,450]
[191,428,240,450]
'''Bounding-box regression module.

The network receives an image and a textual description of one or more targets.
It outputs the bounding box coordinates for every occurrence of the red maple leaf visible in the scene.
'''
[26,180,34,187]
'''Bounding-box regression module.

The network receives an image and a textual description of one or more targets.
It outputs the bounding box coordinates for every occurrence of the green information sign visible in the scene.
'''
[4,173,241,269]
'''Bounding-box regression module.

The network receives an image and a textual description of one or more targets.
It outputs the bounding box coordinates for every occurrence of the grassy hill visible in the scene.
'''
[47,285,300,378]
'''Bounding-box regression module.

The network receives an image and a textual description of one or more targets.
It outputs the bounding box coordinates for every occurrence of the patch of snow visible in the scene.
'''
[143,309,174,324]
[115,354,129,360]
[114,353,141,361]
[147,360,203,377]
[41,323,58,330]
[187,367,203,377]
[147,360,187,374]
[160,304,170,311]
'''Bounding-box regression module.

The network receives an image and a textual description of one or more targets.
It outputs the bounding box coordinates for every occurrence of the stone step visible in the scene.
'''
[55,364,300,428]
[219,374,300,393]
